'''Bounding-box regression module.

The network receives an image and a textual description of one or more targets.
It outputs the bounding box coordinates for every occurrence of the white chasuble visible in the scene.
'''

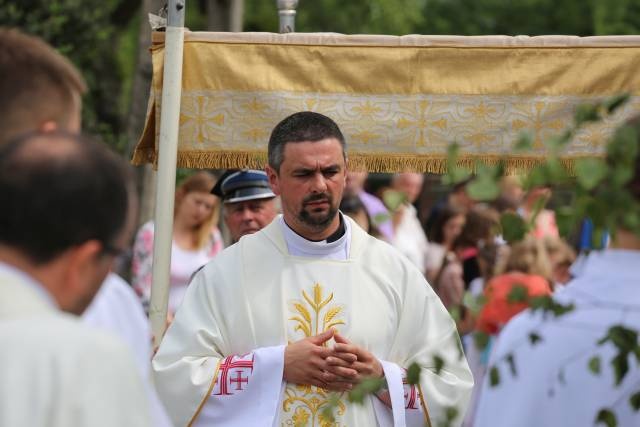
[153,216,473,427]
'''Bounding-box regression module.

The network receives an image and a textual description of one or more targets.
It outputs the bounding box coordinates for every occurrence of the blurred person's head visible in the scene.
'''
[340,195,374,235]
[449,179,476,211]
[266,112,347,240]
[500,238,552,283]
[543,237,576,285]
[0,28,87,144]
[428,204,466,249]
[476,242,509,284]
[345,171,368,196]
[213,170,278,242]
[174,172,220,249]
[391,172,424,204]
[492,176,524,213]
[0,132,136,315]
[452,206,499,252]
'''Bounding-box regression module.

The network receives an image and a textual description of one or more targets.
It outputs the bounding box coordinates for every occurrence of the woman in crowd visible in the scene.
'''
[132,171,224,315]
[476,237,553,336]
[424,203,466,283]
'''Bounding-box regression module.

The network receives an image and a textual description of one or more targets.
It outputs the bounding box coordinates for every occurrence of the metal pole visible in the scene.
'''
[277,0,298,33]
[149,0,185,349]
[230,0,245,32]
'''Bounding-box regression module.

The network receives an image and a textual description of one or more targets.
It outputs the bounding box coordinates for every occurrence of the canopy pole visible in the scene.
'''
[277,0,298,33]
[149,0,186,349]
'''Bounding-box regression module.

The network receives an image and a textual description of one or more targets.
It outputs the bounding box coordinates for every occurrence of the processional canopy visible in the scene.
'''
[133,31,640,173]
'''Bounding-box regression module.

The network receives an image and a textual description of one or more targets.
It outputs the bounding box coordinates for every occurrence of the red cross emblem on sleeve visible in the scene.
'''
[213,354,255,396]
[403,371,419,410]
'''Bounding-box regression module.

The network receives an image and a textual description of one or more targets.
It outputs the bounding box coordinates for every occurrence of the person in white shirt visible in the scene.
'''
[153,111,473,427]
[0,132,150,427]
[474,116,640,427]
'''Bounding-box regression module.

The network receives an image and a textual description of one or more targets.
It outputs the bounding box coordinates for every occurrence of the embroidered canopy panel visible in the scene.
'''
[132,31,640,173]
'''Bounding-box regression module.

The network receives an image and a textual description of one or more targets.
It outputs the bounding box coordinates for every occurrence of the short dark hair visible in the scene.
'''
[268,111,346,171]
[0,28,86,144]
[0,132,133,264]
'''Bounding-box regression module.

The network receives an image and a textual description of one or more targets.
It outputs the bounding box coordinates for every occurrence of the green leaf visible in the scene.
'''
[528,332,542,346]
[604,93,631,114]
[407,362,421,385]
[588,356,601,375]
[575,103,601,126]
[575,158,608,190]
[629,391,640,411]
[371,212,391,226]
[506,353,517,377]
[474,331,490,351]
[432,356,444,376]
[595,409,617,427]
[382,189,406,212]
[514,132,534,152]
[555,206,577,239]
[443,143,472,185]
[445,406,459,422]
[611,353,629,386]
[500,212,528,244]
[466,174,501,201]
[506,284,529,304]
[489,366,500,387]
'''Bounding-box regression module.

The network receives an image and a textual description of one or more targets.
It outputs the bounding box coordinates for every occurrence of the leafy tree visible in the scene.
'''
[0,0,141,152]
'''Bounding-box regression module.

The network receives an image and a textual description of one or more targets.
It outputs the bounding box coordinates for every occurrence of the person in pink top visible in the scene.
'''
[132,171,224,314]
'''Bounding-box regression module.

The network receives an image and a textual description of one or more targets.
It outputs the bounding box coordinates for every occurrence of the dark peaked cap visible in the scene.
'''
[211,169,275,204]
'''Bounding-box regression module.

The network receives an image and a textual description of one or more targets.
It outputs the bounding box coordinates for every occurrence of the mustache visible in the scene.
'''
[302,193,331,205]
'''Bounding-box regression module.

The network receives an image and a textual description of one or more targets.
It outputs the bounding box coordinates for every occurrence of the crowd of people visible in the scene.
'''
[2,26,640,427]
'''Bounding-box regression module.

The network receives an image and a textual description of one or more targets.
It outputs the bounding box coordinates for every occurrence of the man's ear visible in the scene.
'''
[64,240,102,290]
[265,165,281,196]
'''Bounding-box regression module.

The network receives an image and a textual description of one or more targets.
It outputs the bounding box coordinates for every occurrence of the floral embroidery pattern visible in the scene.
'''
[282,283,347,426]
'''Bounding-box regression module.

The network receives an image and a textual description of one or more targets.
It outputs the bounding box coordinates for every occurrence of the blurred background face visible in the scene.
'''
[443,213,466,247]
[392,173,424,204]
[345,171,368,195]
[224,198,278,242]
[177,191,217,228]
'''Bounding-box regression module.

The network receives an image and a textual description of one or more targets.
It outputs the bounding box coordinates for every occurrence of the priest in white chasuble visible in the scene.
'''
[153,112,473,427]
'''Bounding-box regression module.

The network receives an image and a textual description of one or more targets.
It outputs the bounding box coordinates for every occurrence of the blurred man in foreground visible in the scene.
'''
[0,133,149,426]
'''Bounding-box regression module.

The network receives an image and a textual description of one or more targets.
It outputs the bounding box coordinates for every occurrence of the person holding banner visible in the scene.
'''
[153,111,473,427]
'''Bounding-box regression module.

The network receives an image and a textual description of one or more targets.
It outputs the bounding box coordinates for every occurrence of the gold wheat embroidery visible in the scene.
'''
[283,283,347,426]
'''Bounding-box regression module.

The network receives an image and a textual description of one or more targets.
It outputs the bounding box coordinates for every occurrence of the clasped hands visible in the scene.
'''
[283,329,384,392]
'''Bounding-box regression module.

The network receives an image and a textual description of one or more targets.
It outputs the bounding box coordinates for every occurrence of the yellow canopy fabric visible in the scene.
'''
[133,31,640,173]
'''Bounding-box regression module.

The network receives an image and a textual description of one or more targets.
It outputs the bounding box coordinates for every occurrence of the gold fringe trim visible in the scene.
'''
[132,149,600,175]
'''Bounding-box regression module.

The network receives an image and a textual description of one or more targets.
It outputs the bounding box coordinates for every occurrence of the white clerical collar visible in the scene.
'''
[0,261,57,308]
[279,213,351,260]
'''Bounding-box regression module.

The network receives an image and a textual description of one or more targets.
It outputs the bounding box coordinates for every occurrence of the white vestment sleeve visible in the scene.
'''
[195,345,285,427]
[374,360,427,427]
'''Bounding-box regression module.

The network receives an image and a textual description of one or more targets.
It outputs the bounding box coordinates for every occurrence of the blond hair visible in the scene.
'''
[175,172,219,249]
[500,238,552,281]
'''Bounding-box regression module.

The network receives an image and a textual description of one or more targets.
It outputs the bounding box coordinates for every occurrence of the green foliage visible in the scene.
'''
[506,284,529,304]
[597,325,640,386]
[474,331,490,351]
[348,377,386,404]
[528,332,542,346]
[596,409,618,427]
[432,356,444,376]
[382,189,407,212]
[489,366,500,387]
[500,213,529,244]
[588,356,601,375]
[0,0,140,152]
[407,362,421,384]
[630,391,640,412]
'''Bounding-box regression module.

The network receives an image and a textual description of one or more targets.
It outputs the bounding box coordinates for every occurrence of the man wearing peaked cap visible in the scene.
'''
[212,169,278,243]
